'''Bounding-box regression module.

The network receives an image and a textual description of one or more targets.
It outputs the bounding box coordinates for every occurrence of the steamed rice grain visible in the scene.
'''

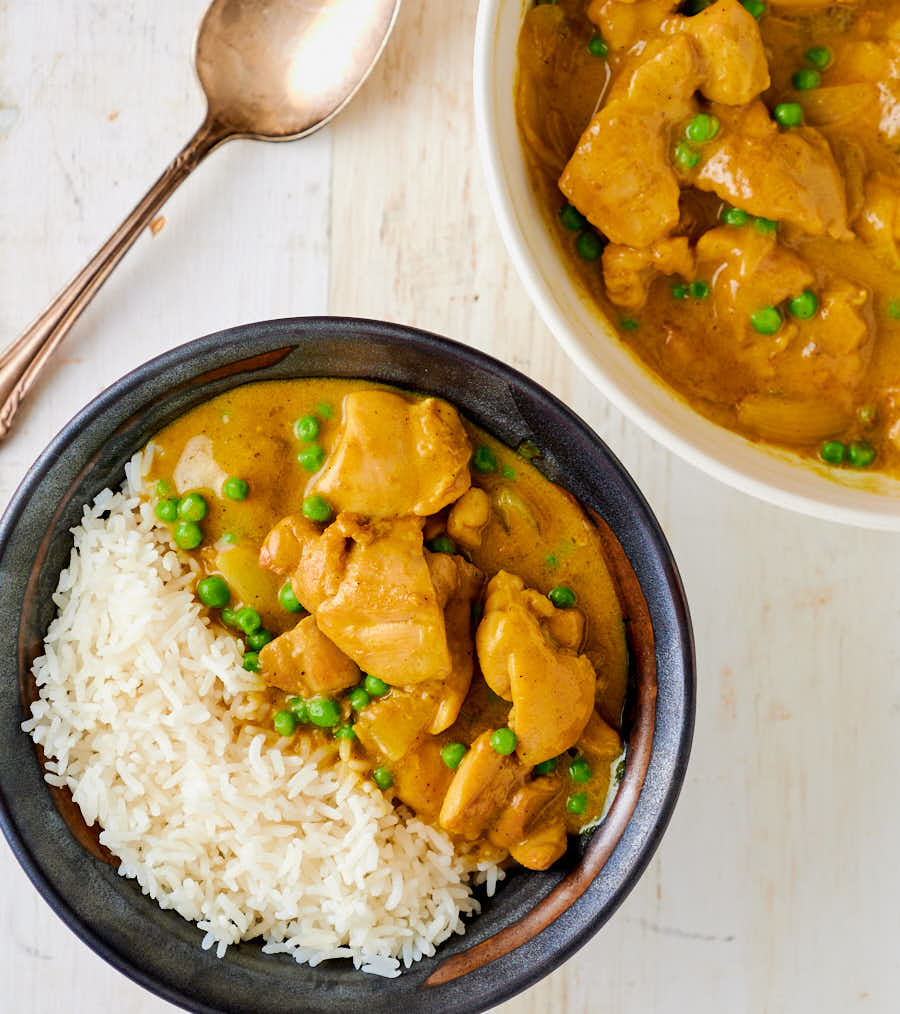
[22,454,502,976]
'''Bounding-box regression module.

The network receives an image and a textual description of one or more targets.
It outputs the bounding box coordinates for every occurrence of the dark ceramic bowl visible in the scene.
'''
[0,317,694,1014]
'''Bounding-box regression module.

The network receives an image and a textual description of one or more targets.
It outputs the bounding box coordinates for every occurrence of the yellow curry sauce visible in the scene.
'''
[517,0,900,475]
[145,380,628,870]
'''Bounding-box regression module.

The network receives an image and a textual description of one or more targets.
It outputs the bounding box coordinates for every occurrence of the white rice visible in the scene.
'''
[22,453,502,977]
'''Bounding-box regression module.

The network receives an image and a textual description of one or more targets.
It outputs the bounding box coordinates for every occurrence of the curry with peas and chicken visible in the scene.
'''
[145,380,628,872]
[517,0,900,475]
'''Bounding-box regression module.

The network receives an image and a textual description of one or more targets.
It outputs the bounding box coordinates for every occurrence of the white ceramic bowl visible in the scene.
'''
[474,0,900,530]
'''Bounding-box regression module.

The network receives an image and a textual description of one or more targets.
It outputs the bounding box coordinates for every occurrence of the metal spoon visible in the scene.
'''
[0,0,400,439]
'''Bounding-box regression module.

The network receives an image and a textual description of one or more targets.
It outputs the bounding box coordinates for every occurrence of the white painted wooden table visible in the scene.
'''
[3,4,899,1012]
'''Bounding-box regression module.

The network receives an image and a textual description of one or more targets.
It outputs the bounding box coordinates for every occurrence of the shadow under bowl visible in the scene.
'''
[0,317,694,1014]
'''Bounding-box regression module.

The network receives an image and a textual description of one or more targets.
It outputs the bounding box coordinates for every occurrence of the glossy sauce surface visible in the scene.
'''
[145,379,629,864]
[517,0,900,476]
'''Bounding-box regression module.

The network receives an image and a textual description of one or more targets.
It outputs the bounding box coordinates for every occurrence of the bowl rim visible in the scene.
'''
[473,0,900,531]
[0,316,695,1013]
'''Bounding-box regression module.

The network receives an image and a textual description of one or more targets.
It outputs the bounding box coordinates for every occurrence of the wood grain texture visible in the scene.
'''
[3,1,900,1012]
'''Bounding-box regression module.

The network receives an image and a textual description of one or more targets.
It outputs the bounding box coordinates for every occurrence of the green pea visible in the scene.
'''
[222,477,249,501]
[273,710,297,736]
[805,46,832,71]
[887,299,900,320]
[517,440,541,460]
[548,585,577,609]
[247,629,274,651]
[472,444,498,473]
[671,283,689,300]
[308,697,341,727]
[302,495,333,523]
[620,317,639,331]
[575,231,604,261]
[372,766,393,790]
[820,440,846,465]
[294,415,320,441]
[789,290,818,319]
[197,575,230,609]
[334,725,356,741]
[722,207,749,227]
[753,216,778,234]
[155,497,179,523]
[177,492,208,522]
[501,464,516,480]
[559,203,587,231]
[685,113,719,143]
[441,742,467,770]
[364,675,389,697]
[490,728,518,756]
[847,441,876,469]
[316,402,334,420]
[750,306,783,335]
[792,68,820,91]
[279,582,304,613]
[220,532,237,545]
[221,607,239,628]
[298,445,326,472]
[568,757,592,783]
[689,280,710,301]
[741,0,765,18]
[173,522,203,550]
[587,33,608,58]
[427,535,457,555]
[235,607,262,635]
[774,102,803,128]
[533,758,557,777]
[287,697,309,723]
[674,141,700,169]
[566,792,588,816]
[242,651,261,673]
[155,479,173,498]
[348,687,371,711]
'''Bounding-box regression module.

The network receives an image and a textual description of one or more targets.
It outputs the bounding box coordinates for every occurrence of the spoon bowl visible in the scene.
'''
[197,0,400,138]
[0,0,401,439]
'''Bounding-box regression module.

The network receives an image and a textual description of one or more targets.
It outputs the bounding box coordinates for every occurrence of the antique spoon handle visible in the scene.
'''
[0,116,230,440]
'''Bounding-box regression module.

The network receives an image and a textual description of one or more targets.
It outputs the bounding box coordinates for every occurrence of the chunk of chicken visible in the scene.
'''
[389,738,455,822]
[586,0,677,51]
[353,688,440,762]
[261,513,452,685]
[577,710,624,773]
[439,730,525,840]
[560,35,702,247]
[665,0,770,106]
[258,615,360,697]
[476,571,596,767]
[696,226,815,339]
[602,237,696,310]
[490,776,568,871]
[694,102,850,239]
[446,488,492,551]
[309,391,471,518]
[425,553,484,734]
[489,777,565,849]
[696,227,870,439]
[855,173,900,267]
[510,820,569,871]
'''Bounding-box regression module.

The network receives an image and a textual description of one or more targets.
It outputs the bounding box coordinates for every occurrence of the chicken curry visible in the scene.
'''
[517,0,900,476]
[145,380,628,872]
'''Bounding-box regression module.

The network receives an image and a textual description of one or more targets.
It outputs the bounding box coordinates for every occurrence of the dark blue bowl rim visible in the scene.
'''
[0,316,695,1014]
